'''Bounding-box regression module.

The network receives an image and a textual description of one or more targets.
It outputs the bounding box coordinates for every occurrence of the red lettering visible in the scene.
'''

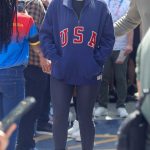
[88,31,97,48]
[60,28,68,47]
[73,26,84,44]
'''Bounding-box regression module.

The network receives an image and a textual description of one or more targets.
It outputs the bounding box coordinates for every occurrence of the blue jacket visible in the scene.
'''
[40,0,115,85]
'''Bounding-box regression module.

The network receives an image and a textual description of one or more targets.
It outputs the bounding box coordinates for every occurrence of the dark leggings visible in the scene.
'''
[50,77,99,150]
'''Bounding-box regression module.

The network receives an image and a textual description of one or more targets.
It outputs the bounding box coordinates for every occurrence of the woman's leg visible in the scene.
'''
[50,77,74,150]
[76,82,100,150]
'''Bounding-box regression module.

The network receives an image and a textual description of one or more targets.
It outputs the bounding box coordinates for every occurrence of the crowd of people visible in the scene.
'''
[0,0,150,149]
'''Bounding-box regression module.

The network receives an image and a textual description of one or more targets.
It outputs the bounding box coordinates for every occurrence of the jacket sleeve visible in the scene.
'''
[114,0,141,36]
[39,1,60,62]
[94,10,115,67]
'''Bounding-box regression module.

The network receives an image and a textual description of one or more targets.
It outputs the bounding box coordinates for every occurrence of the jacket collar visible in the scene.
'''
[63,0,91,9]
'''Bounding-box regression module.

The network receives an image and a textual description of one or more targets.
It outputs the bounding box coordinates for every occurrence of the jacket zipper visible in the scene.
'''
[72,5,86,25]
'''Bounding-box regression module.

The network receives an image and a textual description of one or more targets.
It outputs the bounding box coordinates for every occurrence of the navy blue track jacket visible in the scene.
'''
[40,0,115,85]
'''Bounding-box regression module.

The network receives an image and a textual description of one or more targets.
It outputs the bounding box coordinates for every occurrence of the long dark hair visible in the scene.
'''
[0,0,17,51]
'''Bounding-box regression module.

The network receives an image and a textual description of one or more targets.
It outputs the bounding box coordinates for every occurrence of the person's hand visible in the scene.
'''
[0,123,16,150]
[39,55,51,74]
[115,60,124,64]
[124,45,133,56]
[115,50,126,64]
[136,80,141,100]
[116,45,133,64]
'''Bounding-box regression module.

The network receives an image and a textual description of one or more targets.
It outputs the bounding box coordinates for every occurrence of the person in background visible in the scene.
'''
[0,0,44,149]
[36,0,53,136]
[42,0,50,8]
[94,0,133,118]
[127,25,140,98]
[136,28,150,150]
[114,0,150,148]
[36,75,52,135]
[39,0,115,149]
[0,124,16,150]
[16,0,51,150]
[114,0,150,39]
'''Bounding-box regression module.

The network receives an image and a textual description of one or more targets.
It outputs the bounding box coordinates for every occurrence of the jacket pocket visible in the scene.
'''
[84,57,102,80]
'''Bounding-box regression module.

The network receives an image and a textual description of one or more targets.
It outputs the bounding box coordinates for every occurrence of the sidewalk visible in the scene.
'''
[35,101,136,150]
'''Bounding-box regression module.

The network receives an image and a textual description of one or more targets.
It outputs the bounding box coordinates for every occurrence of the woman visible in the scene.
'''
[0,0,41,149]
[94,0,133,118]
[40,0,115,149]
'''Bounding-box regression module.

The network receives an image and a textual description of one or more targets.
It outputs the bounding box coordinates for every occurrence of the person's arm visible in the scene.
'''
[28,16,51,73]
[39,1,61,63]
[115,31,133,64]
[114,0,141,36]
[30,43,51,73]
[0,124,16,150]
[94,6,115,67]
[124,30,133,56]
[135,43,142,99]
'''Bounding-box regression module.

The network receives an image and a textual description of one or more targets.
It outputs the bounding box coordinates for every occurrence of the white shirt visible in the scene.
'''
[105,0,130,51]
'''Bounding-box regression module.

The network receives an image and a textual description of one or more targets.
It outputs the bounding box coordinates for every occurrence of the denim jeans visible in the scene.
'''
[0,66,25,150]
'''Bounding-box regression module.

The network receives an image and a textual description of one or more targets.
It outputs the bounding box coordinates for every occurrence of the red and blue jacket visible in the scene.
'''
[40,0,115,85]
[0,12,39,69]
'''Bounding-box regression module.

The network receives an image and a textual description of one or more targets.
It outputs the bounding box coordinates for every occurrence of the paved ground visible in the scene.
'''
[35,101,136,150]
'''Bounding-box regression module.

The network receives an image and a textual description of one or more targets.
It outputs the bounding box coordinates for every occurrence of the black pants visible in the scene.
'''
[98,51,128,108]
[37,75,51,126]
[51,76,100,150]
[16,65,50,149]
